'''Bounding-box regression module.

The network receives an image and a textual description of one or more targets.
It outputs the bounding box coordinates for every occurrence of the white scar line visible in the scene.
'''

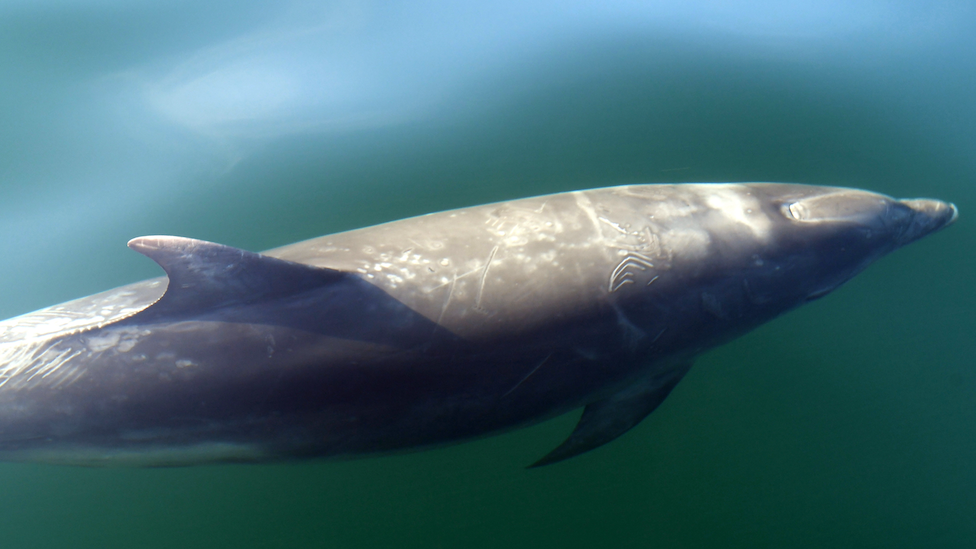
[503,353,553,397]
[474,246,499,308]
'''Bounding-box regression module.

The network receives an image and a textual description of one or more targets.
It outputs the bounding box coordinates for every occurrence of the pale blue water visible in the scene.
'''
[0,1,974,547]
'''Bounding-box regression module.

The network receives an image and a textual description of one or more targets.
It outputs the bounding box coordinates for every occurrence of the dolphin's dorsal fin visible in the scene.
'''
[529,362,693,467]
[127,236,345,317]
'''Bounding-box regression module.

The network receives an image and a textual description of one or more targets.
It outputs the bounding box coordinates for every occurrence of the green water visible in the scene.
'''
[1,2,974,547]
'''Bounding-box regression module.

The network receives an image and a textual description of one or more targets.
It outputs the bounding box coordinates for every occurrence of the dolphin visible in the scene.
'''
[0,183,957,466]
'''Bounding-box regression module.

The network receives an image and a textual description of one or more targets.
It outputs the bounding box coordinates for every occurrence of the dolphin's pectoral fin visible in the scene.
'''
[127,236,346,317]
[529,362,692,468]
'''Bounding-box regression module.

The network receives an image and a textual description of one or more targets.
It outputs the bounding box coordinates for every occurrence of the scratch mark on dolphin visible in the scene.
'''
[599,216,629,235]
[503,353,553,397]
[573,191,602,235]
[609,252,655,292]
[429,265,482,291]
[436,273,457,327]
[475,246,498,309]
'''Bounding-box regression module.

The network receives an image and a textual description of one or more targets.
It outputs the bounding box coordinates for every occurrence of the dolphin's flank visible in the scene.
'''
[0,183,957,466]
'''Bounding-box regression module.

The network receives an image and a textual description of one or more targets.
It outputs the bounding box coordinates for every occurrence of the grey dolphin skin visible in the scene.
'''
[0,183,957,467]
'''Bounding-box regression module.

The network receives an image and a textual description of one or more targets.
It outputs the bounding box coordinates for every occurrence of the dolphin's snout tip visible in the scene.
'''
[900,198,958,226]
[896,198,958,244]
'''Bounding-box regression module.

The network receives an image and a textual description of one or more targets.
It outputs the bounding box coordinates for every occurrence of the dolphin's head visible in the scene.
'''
[740,183,957,307]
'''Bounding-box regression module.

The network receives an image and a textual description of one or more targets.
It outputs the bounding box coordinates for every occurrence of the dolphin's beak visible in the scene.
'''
[778,187,958,248]
[897,198,958,245]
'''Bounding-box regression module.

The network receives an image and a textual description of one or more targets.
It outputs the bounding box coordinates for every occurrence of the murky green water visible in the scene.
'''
[1,2,974,547]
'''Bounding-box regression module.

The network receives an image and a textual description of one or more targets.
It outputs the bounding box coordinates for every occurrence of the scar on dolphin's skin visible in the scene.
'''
[435,273,457,326]
[609,252,655,292]
[503,353,553,397]
[599,216,629,235]
[474,246,499,312]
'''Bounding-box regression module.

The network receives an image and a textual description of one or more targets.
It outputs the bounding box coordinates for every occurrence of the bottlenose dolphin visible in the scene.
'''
[0,183,957,466]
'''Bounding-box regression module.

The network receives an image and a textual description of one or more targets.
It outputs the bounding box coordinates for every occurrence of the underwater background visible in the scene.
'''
[0,1,974,547]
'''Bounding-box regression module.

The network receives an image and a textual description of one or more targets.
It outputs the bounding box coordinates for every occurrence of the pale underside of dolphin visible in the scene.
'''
[0,183,957,467]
